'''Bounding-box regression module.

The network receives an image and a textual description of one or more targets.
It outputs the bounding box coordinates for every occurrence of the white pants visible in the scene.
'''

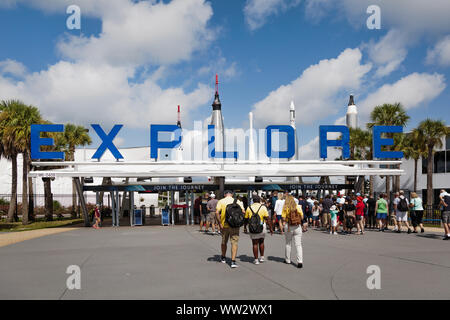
[284,225,303,264]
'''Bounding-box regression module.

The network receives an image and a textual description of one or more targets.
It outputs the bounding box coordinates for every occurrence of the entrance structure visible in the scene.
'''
[30,160,403,227]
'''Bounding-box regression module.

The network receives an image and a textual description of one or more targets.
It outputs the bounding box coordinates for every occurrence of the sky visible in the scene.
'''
[0,0,449,160]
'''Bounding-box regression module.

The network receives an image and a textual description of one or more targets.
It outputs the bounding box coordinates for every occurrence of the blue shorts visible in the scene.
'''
[377,212,387,220]
[312,216,319,221]
[276,215,282,222]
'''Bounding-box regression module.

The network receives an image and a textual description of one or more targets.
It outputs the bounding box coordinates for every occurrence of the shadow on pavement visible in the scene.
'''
[416,233,445,240]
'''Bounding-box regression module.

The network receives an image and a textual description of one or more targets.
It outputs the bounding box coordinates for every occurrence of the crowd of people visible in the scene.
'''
[194,188,450,269]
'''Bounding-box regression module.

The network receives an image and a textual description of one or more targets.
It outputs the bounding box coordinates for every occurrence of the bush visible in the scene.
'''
[0,198,10,206]
[53,200,62,211]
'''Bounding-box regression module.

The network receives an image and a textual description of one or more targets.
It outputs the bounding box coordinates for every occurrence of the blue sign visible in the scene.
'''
[30,123,404,160]
[91,124,124,160]
[266,125,295,158]
[30,124,65,160]
[134,209,143,226]
[161,208,170,226]
[373,126,404,159]
[319,125,350,159]
[150,124,182,159]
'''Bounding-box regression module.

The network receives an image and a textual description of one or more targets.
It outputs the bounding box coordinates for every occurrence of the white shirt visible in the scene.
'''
[394,196,409,213]
[336,197,345,205]
[440,192,450,199]
[274,199,285,216]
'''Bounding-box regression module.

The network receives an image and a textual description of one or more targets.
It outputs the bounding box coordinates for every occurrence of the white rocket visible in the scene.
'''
[346,94,358,129]
[210,74,225,157]
[289,101,300,161]
[248,112,256,161]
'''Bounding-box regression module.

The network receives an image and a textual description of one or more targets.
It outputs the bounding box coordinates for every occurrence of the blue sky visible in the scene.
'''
[0,0,449,159]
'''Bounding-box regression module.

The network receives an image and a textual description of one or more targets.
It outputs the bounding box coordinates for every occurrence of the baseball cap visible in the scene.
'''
[210,193,216,198]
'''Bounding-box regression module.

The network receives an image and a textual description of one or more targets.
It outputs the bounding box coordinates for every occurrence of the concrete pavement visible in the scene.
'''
[0,225,449,299]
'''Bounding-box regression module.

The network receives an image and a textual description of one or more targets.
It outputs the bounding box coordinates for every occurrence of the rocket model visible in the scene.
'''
[248,112,256,161]
[346,94,358,129]
[289,101,300,161]
[210,74,225,156]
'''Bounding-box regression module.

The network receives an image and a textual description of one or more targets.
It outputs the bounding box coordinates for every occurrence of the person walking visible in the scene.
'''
[199,193,210,233]
[245,195,273,264]
[282,195,305,268]
[311,200,321,228]
[375,194,389,232]
[92,205,101,229]
[355,196,365,235]
[330,205,338,235]
[439,190,450,240]
[215,190,245,268]
[274,193,285,234]
[409,192,424,233]
[366,195,377,229]
[344,196,356,234]
[207,193,219,234]
[322,195,333,231]
[194,195,201,224]
[394,191,412,234]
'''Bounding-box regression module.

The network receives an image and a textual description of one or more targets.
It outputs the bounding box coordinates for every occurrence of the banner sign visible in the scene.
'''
[30,124,404,161]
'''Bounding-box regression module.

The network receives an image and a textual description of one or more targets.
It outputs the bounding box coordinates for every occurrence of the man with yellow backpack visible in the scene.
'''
[282,195,305,269]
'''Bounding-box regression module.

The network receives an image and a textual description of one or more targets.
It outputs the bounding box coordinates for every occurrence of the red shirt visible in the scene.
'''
[356,201,365,216]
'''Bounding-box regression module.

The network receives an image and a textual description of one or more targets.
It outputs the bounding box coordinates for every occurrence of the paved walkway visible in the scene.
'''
[0,227,79,248]
[0,225,449,299]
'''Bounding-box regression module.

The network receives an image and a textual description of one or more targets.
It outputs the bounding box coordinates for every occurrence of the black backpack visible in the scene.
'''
[248,205,263,234]
[225,198,245,228]
[444,195,450,208]
[398,197,409,212]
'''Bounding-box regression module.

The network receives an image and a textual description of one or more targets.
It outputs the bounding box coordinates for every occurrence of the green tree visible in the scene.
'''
[1,101,43,224]
[367,103,410,195]
[55,124,91,218]
[0,100,28,223]
[417,119,449,205]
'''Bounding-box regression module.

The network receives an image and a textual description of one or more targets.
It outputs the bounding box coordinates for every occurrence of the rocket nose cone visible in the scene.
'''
[290,101,295,111]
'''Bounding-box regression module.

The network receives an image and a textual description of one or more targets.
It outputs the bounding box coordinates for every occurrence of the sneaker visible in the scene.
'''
[396,230,401,233]
[231,261,238,268]
[284,260,291,264]
[407,229,412,234]
[259,256,265,263]
[421,228,425,233]
[329,231,332,235]
[253,259,260,265]
[333,232,337,235]
[221,256,226,263]
[443,236,450,240]
[297,263,303,269]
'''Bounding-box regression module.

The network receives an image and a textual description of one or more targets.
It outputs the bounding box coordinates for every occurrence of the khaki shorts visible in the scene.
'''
[221,227,240,246]
[322,213,331,225]
[207,212,217,223]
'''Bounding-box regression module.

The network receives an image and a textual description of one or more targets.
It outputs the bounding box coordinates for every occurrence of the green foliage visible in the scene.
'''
[0,198,9,205]
[52,200,62,211]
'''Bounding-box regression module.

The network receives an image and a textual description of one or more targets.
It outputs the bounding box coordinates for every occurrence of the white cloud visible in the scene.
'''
[426,35,450,67]
[57,0,214,67]
[0,61,211,129]
[251,48,371,126]
[244,0,301,31]
[363,29,408,78]
[0,0,217,132]
[305,0,450,35]
[0,59,27,78]
[359,72,446,117]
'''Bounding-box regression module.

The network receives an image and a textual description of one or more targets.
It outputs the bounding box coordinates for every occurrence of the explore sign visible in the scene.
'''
[30,124,404,161]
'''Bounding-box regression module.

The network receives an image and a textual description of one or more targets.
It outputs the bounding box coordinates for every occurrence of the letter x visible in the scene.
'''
[91,124,124,160]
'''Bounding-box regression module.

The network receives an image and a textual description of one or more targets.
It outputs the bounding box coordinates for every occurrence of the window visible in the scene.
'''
[434,151,446,173]
[446,135,450,150]
[447,150,450,173]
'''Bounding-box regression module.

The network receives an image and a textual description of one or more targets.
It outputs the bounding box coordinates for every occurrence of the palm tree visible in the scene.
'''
[417,119,449,206]
[55,124,92,218]
[395,129,427,193]
[1,102,43,225]
[0,100,29,223]
[367,103,410,195]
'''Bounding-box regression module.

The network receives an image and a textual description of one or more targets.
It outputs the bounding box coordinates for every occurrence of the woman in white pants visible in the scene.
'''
[282,195,305,268]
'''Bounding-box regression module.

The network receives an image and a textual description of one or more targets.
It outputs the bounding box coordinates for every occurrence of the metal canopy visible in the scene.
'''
[30,160,404,178]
